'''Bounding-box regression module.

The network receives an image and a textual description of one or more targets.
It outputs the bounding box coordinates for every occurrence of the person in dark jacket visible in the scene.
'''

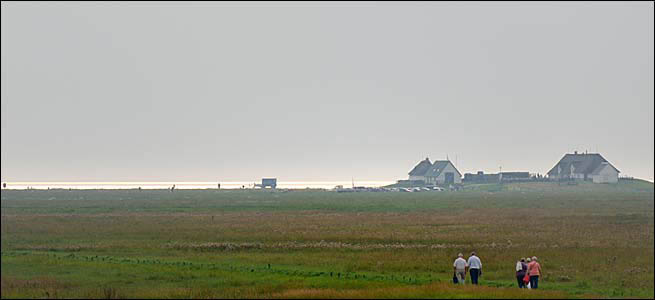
[515,258,528,288]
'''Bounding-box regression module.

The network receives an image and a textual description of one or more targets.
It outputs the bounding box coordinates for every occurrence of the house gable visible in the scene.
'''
[591,162,620,175]
[424,160,462,178]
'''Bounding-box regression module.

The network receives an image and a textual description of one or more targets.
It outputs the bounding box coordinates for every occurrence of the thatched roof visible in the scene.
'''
[547,153,620,175]
[408,158,432,176]
[424,160,461,178]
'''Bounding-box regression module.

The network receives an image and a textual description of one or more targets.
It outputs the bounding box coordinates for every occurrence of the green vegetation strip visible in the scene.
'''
[1,250,438,285]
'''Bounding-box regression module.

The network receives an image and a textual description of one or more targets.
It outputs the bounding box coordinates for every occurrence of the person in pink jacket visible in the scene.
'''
[527,256,543,289]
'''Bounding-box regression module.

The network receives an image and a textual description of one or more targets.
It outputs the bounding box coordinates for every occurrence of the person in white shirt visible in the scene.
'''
[453,253,468,284]
[467,252,482,285]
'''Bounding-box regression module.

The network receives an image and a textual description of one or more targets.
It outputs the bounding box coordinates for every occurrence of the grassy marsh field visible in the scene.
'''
[1,180,653,298]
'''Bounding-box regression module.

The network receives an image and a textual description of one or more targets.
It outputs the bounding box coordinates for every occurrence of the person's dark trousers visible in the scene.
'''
[470,269,480,285]
[516,275,524,288]
[529,275,539,289]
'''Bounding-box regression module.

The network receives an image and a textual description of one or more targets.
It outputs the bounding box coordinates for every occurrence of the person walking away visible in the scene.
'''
[527,256,542,289]
[524,257,532,288]
[467,252,482,285]
[516,258,528,288]
[453,253,468,284]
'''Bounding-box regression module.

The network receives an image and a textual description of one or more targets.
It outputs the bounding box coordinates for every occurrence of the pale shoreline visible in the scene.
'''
[0,181,397,190]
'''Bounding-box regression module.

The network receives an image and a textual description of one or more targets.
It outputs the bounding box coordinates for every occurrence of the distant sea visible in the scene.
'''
[1,181,396,190]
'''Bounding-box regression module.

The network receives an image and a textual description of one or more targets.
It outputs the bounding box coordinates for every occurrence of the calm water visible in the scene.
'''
[1,181,395,190]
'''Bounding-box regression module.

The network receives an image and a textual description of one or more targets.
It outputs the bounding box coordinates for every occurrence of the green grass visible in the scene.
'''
[1,180,653,298]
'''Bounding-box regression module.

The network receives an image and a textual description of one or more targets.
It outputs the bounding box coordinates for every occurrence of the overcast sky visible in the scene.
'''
[1,1,653,182]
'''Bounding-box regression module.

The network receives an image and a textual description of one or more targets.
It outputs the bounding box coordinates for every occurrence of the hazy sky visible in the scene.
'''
[1,1,653,182]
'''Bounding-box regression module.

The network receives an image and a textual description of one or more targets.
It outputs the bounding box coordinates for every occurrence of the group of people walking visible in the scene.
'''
[452,252,482,285]
[516,256,542,289]
[452,253,543,289]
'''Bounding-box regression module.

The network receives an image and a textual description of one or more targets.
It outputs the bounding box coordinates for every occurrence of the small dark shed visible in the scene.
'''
[261,178,277,189]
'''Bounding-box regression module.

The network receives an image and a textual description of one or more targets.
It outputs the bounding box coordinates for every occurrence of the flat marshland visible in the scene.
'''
[1,181,653,298]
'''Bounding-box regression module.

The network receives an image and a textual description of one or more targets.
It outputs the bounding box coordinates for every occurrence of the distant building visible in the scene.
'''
[499,172,531,182]
[464,171,499,183]
[260,178,277,188]
[408,158,433,182]
[408,157,461,185]
[463,171,531,183]
[547,152,619,183]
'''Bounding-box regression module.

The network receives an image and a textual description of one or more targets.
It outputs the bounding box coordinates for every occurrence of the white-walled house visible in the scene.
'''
[590,162,620,183]
[547,152,620,183]
[408,158,462,185]
[424,160,462,184]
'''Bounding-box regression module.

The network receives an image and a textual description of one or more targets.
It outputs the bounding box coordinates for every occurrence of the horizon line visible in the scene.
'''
[2,178,652,184]
[1,180,396,184]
